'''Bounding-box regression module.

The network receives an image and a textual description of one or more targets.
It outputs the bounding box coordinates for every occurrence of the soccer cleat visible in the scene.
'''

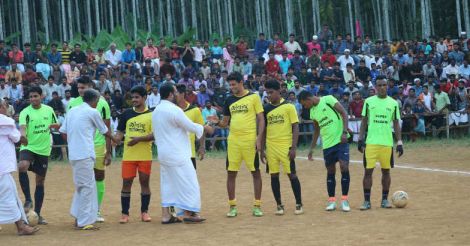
[360,201,371,211]
[275,205,285,216]
[38,216,48,225]
[252,206,264,217]
[226,206,238,218]
[96,212,105,223]
[381,199,393,208]
[341,200,351,212]
[24,200,33,213]
[325,201,337,211]
[119,214,129,224]
[141,212,152,222]
[294,204,304,215]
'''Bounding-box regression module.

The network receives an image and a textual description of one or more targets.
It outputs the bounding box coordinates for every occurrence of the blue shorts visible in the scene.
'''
[322,143,350,166]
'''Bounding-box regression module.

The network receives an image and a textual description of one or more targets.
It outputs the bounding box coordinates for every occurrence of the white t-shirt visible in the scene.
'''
[337,55,355,71]
[0,115,20,175]
[192,47,206,62]
[105,50,123,66]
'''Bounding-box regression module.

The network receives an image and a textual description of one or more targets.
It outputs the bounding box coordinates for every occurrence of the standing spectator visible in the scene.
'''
[317,24,333,51]
[192,40,205,70]
[434,85,451,114]
[61,90,72,109]
[170,41,185,74]
[254,33,270,58]
[121,42,138,75]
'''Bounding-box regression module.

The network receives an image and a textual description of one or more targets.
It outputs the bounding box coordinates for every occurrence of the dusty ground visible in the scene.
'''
[1,144,470,246]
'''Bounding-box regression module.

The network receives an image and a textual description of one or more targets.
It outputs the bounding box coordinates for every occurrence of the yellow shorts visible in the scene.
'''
[266,144,294,174]
[226,138,259,172]
[364,144,394,169]
[94,144,107,171]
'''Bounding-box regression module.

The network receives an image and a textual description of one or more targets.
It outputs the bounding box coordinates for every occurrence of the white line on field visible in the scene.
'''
[296,156,470,176]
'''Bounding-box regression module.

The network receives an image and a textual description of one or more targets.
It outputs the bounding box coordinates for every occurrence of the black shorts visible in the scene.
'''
[322,143,350,166]
[19,150,49,177]
[191,158,196,170]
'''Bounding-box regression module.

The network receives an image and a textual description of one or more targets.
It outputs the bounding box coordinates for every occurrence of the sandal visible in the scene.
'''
[75,224,100,231]
[161,216,182,224]
[183,216,206,224]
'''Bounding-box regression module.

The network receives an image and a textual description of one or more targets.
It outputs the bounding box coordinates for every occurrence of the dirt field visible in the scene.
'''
[1,144,470,246]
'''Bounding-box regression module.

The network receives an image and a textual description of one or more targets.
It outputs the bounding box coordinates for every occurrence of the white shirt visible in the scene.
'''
[146,92,161,108]
[436,43,447,54]
[459,64,470,80]
[284,41,302,54]
[443,64,460,78]
[60,103,108,161]
[0,115,20,175]
[57,84,71,99]
[0,85,9,99]
[152,100,203,166]
[62,98,71,109]
[192,46,206,62]
[105,49,123,66]
[337,55,355,71]
[42,83,59,101]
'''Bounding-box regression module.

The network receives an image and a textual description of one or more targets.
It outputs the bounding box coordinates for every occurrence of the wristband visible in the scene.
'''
[397,140,403,145]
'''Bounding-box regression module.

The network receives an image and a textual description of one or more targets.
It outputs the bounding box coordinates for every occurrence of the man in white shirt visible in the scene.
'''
[57,76,71,99]
[0,80,9,99]
[131,83,214,224]
[59,89,115,230]
[337,49,355,71]
[0,99,39,235]
[192,40,206,70]
[284,34,302,55]
[146,85,161,109]
[61,90,72,109]
[42,77,59,103]
[459,60,470,80]
[105,43,122,72]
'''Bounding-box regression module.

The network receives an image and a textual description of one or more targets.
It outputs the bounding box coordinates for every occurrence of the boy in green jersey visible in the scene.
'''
[18,86,59,225]
[67,76,111,222]
[358,76,404,210]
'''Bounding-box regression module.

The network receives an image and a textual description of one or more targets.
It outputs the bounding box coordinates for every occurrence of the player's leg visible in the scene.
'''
[138,161,152,222]
[286,160,303,215]
[266,145,283,215]
[120,161,137,223]
[94,144,106,222]
[379,146,393,208]
[191,158,196,170]
[246,148,263,217]
[18,151,33,211]
[361,145,378,210]
[30,154,48,225]
[323,145,338,211]
[338,143,351,212]
[226,140,242,217]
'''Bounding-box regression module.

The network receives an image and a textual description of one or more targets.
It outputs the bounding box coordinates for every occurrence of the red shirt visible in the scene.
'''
[8,50,24,63]
[440,82,453,94]
[265,59,280,75]
[349,99,364,118]
[321,54,336,66]
[236,42,248,57]
[185,92,198,105]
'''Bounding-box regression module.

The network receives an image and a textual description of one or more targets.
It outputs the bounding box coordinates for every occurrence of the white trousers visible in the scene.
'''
[0,173,27,224]
[160,159,201,213]
[70,158,98,227]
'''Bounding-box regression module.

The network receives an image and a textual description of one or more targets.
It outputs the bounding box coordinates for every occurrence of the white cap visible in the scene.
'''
[344,49,350,53]
[312,35,318,40]
[461,31,467,35]
[414,78,421,82]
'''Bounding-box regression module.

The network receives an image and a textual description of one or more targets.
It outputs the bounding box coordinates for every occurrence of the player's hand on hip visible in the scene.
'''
[357,140,365,153]
[341,133,348,144]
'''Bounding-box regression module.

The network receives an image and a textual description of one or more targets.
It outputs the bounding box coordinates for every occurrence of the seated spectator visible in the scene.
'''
[5,63,22,83]
[185,84,198,105]
[328,82,344,99]
[355,60,371,85]
[23,65,38,85]
[317,83,329,96]
[194,73,207,91]
[340,92,350,113]
[70,43,87,66]
[8,44,24,72]
[47,91,65,114]
[142,59,155,77]
[105,43,122,71]
[57,76,71,98]
[403,88,418,108]
[146,85,161,110]
[343,63,356,85]
[61,90,72,109]
[65,61,80,84]
[418,85,434,111]
[159,58,176,78]
[42,76,59,103]
[121,42,139,75]
[111,89,125,111]
[344,80,359,97]
[95,73,111,94]
[289,80,304,97]
[197,84,211,107]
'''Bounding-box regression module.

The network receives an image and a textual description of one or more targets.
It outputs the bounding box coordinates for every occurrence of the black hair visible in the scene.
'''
[77,76,94,86]
[52,91,59,96]
[227,72,243,83]
[160,82,176,99]
[130,86,147,97]
[83,89,100,104]
[176,84,187,94]
[28,86,43,96]
[264,80,281,90]
[298,90,313,102]
[48,75,55,80]
[375,75,387,81]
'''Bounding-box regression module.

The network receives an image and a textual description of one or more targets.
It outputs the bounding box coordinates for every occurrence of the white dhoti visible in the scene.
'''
[70,158,98,227]
[160,160,201,213]
[0,173,27,224]
[348,120,362,142]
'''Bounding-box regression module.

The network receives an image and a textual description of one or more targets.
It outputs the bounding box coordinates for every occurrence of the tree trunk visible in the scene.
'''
[297,0,305,38]
[145,0,151,32]
[60,0,66,41]
[191,0,198,38]
[421,0,428,38]
[285,0,293,34]
[347,0,354,40]
[463,0,470,34]
[353,0,361,38]
[266,0,272,37]
[457,0,463,35]
[216,0,223,37]
[315,0,321,33]
[109,0,114,31]
[427,0,434,36]
[181,0,187,32]
[167,0,174,36]
[132,0,137,39]
[255,0,262,34]
[383,0,391,41]
[227,0,234,39]
[40,0,50,43]
[120,0,125,30]
[158,0,164,36]
[95,0,100,33]
[206,0,212,37]
[0,3,4,40]
[67,0,73,40]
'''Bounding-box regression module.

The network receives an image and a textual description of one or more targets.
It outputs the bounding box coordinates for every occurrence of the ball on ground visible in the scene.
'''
[392,191,409,208]
[26,210,39,226]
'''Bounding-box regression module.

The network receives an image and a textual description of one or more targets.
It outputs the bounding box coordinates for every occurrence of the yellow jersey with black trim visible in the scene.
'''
[184,103,204,158]
[223,90,264,138]
[264,98,299,145]
[117,107,153,161]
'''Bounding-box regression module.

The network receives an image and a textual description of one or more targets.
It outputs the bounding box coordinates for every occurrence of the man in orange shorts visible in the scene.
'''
[114,86,153,223]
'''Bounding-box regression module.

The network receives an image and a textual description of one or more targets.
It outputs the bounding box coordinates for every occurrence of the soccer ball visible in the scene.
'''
[26,210,39,226]
[392,191,409,208]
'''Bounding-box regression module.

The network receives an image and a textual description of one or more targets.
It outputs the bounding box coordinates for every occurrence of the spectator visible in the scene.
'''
[297,67,313,85]
[355,60,371,85]
[95,73,111,94]
[413,78,424,96]
[42,76,59,103]
[349,91,364,118]
[8,79,22,105]
[57,76,71,99]
[65,61,80,84]
[340,92,350,113]
[290,50,306,74]
[306,35,322,56]
[8,44,24,72]
[197,84,211,107]
[418,85,434,112]
[121,42,138,75]
[159,58,176,78]
[252,57,266,75]
[343,63,356,85]
[241,56,252,76]
[59,41,72,72]
[192,40,205,70]
[344,80,359,97]
[236,37,248,57]
[22,65,38,85]
[254,33,269,57]
[61,90,72,109]
[70,43,87,66]
[194,73,207,91]
[143,37,160,71]
[337,49,355,71]
[105,43,122,71]
[181,40,195,67]
[434,85,451,114]
[317,24,333,51]
[0,79,9,99]
[459,60,470,80]
[146,85,161,110]
[5,63,22,83]
[284,33,302,55]
[0,40,9,68]
[403,88,418,108]
[210,39,223,61]
[265,52,280,76]
[321,48,336,66]
[185,84,198,105]
[108,75,122,94]
[201,100,217,123]
[111,89,125,111]
[289,80,304,97]
[142,59,155,77]
[328,82,344,99]
[47,91,65,113]
[119,70,136,94]
[232,56,243,74]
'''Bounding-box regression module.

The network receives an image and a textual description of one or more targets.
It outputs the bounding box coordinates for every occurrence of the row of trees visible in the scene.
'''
[0,0,469,46]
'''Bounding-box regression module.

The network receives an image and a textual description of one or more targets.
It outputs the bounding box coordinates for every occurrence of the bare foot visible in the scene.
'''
[17,224,40,236]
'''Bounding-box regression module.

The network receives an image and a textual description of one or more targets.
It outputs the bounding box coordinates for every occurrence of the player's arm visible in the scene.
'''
[127,133,155,147]
[114,131,124,146]
[211,115,230,128]
[197,133,206,161]
[289,122,299,161]
[104,118,112,163]
[256,112,265,152]
[358,116,368,153]
[19,125,28,146]
[259,118,267,164]
[334,102,350,143]
[393,106,404,157]
[308,120,320,161]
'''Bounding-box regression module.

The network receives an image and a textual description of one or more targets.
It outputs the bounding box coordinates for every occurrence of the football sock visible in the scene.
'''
[271,176,282,205]
[341,171,350,196]
[19,172,32,202]
[96,181,105,209]
[364,189,371,202]
[121,192,131,215]
[289,176,302,205]
[141,193,151,213]
[327,173,336,198]
[382,190,389,200]
[34,185,44,215]
[253,199,262,207]
[228,199,237,207]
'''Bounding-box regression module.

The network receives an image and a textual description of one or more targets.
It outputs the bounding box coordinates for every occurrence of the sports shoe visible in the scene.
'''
[275,205,285,215]
[141,212,152,222]
[169,206,176,217]
[294,204,304,215]
[96,212,105,223]
[341,200,351,212]
[360,201,371,210]
[226,206,238,218]
[38,216,48,225]
[119,214,129,224]
[325,201,336,211]
[252,206,264,217]
[24,200,33,213]
[381,199,392,208]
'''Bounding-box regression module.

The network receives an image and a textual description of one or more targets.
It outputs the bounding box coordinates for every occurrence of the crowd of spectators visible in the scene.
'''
[1,24,470,150]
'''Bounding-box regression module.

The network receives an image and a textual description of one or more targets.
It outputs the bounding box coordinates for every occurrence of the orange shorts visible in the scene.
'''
[122,161,152,179]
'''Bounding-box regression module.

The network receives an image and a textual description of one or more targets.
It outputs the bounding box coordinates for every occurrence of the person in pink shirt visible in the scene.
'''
[306,35,322,57]
[8,44,25,72]
[143,38,160,73]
